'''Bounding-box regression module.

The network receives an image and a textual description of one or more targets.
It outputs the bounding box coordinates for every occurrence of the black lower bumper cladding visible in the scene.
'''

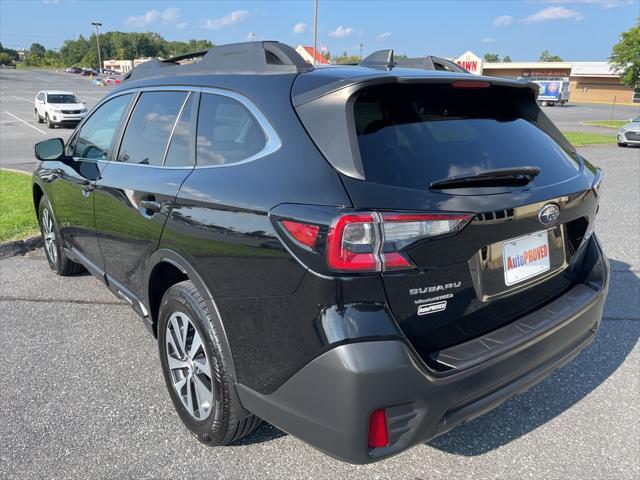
[237,235,609,464]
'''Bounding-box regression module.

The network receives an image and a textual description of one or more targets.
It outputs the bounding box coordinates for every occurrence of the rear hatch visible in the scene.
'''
[295,75,600,370]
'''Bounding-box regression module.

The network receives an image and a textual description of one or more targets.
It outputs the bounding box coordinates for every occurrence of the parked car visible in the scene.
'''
[104,76,122,85]
[34,90,88,128]
[617,115,640,147]
[31,41,609,464]
[65,67,82,74]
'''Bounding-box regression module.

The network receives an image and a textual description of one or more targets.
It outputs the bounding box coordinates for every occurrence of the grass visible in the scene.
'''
[0,170,39,242]
[15,63,58,70]
[583,120,628,129]
[562,131,617,147]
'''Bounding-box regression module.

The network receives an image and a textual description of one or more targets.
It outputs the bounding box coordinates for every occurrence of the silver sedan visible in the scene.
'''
[617,115,640,147]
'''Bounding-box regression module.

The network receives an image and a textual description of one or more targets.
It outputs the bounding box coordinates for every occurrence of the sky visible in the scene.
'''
[0,0,637,61]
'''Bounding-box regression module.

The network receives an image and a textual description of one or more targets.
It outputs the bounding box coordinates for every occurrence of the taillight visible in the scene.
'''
[327,213,380,272]
[281,219,319,249]
[325,212,472,272]
[368,408,389,449]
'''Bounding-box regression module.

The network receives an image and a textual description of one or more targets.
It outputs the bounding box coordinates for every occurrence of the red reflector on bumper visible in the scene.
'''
[368,408,389,449]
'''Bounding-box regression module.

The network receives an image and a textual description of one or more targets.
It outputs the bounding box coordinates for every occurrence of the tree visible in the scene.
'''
[0,42,18,62]
[484,53,500,62]
[29,42,46,58]
[609,19,640,87]
[503,55,512,63]
[333,53,361,64]
[0,52,15,65]
[539,50,563,62]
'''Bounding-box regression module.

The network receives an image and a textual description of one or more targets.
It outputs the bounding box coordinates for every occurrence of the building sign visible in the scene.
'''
[455,51,483,75]
[527,70,569,78]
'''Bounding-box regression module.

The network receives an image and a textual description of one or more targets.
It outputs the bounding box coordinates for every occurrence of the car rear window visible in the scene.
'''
[353,84,580,190]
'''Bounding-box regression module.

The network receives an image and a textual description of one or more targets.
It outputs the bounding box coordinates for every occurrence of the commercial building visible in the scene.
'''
[103,59,133,73]
[103,57,157,73]
[455,51,637,104]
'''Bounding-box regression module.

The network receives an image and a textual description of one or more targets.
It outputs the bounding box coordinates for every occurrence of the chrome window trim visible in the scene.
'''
[92,85,281,170]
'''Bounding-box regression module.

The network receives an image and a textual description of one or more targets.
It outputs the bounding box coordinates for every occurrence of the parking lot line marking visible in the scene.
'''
[4,111,47,135]
[13,96,33,104]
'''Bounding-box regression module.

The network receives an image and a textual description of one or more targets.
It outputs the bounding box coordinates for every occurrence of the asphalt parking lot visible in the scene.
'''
[0,68,116,172]
[1,70,639,479]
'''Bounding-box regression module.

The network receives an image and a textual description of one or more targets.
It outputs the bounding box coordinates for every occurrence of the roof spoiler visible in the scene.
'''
[359,49,469,74]
[123,41,313,81]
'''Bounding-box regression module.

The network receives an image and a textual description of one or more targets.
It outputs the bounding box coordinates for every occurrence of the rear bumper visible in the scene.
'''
[237,236,609,464]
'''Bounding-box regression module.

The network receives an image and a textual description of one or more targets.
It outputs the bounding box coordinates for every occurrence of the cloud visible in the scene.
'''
[493,15,515,27]
[482,37,496,43]
[42,0,60,4]
[328,25,355,38]
[539,0,633,9]
[246,32,257,40]
[204,10,249,30]
[524,6,584,23]
[292,22,308,34]
[176,22,188,30]
[125,8,180,28]
[377,32,392,41]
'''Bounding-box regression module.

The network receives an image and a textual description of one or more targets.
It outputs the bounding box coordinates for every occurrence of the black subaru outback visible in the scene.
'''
[32,41,609,464]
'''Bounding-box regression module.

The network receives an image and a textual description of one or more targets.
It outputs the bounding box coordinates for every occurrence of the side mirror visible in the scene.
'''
[34,138,65,161]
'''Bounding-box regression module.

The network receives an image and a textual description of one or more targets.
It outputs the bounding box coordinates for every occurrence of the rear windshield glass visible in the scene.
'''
[48,94,80,104]
[353,84,579,190]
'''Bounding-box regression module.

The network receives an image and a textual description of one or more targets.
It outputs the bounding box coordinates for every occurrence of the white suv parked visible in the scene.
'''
[34,90,88,128]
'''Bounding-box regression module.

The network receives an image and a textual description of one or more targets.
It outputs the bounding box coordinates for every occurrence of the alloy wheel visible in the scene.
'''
[42,208,57,264]
[165,311,214,420]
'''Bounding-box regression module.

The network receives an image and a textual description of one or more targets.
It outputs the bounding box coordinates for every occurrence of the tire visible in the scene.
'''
[35,109,43,123]
[158,280,261,445]
[45,113,55,129]
[37,195,84,276]
[618,143,627,147]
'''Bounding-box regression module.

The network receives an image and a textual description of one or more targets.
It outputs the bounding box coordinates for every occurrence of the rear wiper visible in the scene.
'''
[430,166,541,190]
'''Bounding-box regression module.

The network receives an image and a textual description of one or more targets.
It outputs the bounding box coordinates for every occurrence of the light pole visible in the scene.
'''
[91,22,102,72]
[313,0,318,66]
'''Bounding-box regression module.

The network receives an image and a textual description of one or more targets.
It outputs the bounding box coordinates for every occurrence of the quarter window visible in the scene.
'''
[73,93,132,160]
[196,93,266,166]
[118,91,188,165]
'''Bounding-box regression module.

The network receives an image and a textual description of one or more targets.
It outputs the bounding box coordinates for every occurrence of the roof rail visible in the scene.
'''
[123,41,313,82]
[359,49,469,74]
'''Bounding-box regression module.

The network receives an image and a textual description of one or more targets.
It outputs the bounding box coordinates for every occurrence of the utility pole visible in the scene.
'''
[359,42,363,61]
[91,22,102,72]
[313,0,318,66]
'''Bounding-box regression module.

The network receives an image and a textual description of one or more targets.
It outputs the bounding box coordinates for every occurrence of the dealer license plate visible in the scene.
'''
[503,231,550,286]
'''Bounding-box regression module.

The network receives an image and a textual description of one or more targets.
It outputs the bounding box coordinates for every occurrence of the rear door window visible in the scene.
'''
[196,93,266,166]
[353,84,580,190]
[118,91,188,165]
[73,93,132,160]
[164,94,195,167]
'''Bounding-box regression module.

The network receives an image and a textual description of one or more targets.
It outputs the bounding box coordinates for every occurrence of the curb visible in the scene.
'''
[0,236,43,259]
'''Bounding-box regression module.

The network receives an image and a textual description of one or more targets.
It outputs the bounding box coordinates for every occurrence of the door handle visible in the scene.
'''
[138,198,163,216]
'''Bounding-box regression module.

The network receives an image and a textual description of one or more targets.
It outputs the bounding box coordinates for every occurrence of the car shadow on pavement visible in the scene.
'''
[427,258,639,456]
[229,421,288,445]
